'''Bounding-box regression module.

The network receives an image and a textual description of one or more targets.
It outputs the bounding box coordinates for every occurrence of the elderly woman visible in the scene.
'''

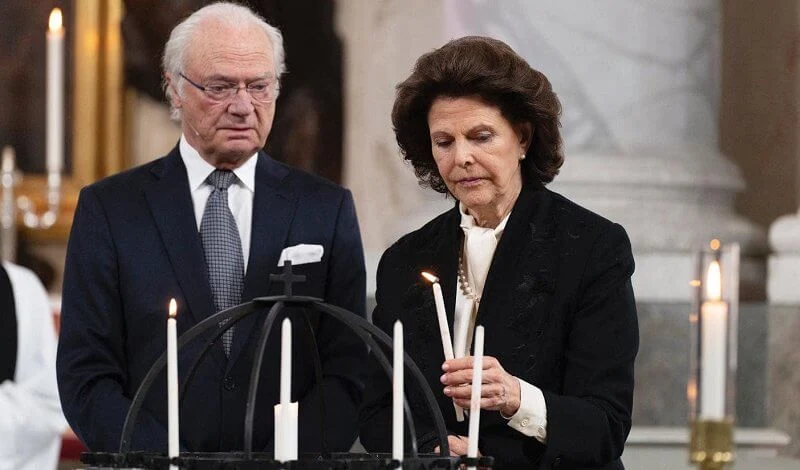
[358,36,638,469]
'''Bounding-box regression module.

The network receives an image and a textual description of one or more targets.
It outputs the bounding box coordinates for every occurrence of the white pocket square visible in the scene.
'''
[278,244,324,267]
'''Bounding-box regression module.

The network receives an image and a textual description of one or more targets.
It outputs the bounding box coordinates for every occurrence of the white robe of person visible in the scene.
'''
[0,262,67,470]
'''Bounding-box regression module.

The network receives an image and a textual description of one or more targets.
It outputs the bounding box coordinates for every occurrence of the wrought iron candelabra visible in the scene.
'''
[80,262,496,469]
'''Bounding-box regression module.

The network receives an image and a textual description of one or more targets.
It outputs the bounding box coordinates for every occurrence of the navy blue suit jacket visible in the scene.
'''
[57,146,366,453]
[360,186,638,469]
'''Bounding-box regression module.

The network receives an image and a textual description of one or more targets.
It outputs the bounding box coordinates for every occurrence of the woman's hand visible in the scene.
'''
[433,434,475,457]
[441,356,521,417]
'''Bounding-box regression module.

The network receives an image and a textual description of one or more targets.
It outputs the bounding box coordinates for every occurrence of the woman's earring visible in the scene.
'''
[519,153,526,161]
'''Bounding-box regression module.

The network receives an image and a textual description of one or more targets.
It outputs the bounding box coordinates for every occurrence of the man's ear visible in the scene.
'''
[164,73,182,109]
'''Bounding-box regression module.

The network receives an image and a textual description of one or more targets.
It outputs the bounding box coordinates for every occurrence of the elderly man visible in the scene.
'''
[57,2,366,453]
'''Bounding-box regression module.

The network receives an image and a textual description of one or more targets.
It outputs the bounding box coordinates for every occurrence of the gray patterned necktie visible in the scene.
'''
[200,169,244,357]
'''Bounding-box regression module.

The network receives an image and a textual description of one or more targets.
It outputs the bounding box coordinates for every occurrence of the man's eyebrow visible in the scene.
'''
[203,73,277,82]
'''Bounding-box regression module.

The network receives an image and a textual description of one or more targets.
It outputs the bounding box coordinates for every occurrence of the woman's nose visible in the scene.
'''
[453,142,475,167]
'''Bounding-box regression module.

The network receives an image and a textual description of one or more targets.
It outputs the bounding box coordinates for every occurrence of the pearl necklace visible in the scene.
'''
[457,250,481,303]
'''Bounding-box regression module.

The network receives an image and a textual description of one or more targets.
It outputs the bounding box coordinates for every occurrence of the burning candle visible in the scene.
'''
[700,260,728,420]
[421,272,464,421]
[392,320,404,462]
[467,326,485,470]
[167,299,179,470]
[420,272,455,360]
[46,8,64,176]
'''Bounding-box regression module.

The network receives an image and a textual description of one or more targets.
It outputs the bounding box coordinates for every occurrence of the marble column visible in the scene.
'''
[128,90,181,167]
[337,0,453,297]
[766,212,800,458]
[444,0,766,302]
[768,213,800,305]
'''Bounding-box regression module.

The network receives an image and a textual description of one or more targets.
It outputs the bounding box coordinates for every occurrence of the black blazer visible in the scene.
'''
[359,185,638,469]
[57,146,367,452]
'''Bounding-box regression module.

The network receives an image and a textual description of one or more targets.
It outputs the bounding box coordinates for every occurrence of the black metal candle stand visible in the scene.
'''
[81,262,493,470]
[81,451,495,469]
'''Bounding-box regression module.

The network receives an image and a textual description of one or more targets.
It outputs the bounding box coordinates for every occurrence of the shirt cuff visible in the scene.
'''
[505,378,548,443]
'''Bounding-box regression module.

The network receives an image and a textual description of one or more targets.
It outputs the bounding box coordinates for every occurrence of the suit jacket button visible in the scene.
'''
[223,376,236,391]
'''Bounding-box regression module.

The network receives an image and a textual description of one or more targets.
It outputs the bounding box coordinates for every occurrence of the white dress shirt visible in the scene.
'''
[180,135,256,271]
[455,203,549,443]
[0,262,67,470]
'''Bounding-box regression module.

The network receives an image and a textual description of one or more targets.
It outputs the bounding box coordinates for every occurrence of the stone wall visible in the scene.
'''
[767,306,800,457]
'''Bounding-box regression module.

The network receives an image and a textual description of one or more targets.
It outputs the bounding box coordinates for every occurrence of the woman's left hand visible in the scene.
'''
[441,356,521,417]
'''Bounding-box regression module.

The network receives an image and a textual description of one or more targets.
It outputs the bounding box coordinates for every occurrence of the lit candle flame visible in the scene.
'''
[420,271,438,283]
[2,146,14,172]
[49,8,63,33]
[168,298,177,319]
[686,379,697,403]
[705,261,722,301]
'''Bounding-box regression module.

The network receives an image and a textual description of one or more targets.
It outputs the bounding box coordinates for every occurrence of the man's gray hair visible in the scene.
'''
[162,2,286,120]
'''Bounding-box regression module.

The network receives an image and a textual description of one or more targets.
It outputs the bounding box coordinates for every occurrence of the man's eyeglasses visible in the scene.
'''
[179,73,279,103]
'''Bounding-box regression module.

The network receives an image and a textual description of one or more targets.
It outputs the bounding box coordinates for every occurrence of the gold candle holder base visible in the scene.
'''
[690,419,735,469]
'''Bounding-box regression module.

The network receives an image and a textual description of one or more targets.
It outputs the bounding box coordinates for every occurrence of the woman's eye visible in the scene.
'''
[434,140,451,148]
[474,133,492,142]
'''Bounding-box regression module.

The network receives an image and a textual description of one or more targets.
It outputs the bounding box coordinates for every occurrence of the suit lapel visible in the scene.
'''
[227,152,296,368]
[441,210,461,332]
[476,185,547,327]
[142,147,227,366]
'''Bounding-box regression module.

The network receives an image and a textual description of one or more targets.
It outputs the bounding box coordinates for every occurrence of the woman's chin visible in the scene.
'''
[457,194,497,213]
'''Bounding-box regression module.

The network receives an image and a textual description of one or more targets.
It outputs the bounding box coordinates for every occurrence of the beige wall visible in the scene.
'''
[721,1,800,229]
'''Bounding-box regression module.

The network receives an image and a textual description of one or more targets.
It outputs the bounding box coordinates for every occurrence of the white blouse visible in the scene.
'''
[455,204,548,443]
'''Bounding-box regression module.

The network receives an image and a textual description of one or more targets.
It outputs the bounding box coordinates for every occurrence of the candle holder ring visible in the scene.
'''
[690,419,734,469]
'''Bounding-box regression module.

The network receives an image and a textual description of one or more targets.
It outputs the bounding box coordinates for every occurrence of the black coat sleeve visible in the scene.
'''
[57,187,169,451]
[539,223,638,468]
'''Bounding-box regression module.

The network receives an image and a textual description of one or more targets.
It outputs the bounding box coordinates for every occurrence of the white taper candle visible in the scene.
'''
[700,261,728,420]
[46,9,64,175]
[392,320,404,462]
[167,299,179,470]
[275,318,298,462]
[280,318,292,405]
[421,272,464,421]
[467,326,484,470]
[421,273,456,361]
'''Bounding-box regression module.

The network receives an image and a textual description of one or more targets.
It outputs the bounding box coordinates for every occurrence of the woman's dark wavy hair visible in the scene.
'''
[392,36,564,194]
